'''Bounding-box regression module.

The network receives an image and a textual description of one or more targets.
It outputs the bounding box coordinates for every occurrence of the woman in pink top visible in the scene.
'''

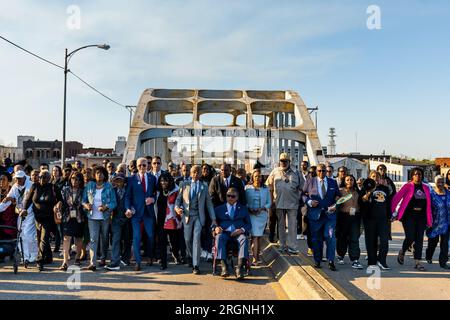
[391,167,432,271]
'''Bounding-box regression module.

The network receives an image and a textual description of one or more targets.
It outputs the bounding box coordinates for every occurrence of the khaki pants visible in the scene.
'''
[276,209,298,250]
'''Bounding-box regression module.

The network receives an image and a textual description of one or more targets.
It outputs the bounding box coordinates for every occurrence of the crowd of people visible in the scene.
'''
[0,153,449,280]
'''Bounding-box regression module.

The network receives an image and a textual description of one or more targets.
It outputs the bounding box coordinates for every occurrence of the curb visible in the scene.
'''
[260,237,353,300]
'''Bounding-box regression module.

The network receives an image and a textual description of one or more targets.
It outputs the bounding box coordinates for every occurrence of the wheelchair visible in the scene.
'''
[0,216,27,274]
[211,230,251,278]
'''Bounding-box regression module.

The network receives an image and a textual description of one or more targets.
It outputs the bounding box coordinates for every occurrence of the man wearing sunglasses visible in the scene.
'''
[124,157,157,271]
[213,187,251,279]
[266,153,305,255]
[150,156,166,182]
[303,163,340,271]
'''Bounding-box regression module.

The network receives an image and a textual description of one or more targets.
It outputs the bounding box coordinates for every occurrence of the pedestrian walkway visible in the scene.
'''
[263,221,450,300]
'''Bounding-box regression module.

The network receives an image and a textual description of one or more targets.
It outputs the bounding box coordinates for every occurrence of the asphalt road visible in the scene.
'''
[0,253,286,300]
[295,221,450,300]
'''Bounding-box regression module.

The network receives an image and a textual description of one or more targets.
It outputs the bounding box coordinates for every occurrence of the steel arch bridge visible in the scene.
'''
[123,89,324,171]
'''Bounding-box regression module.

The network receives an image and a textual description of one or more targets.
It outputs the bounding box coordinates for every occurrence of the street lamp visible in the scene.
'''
[61,44,110,166]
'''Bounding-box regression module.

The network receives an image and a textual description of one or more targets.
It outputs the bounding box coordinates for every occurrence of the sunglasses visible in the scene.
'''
[152,162,161,165]
[317,170,325,172]
[226,194,237,198]
[138,164,147,167]
[326,170,332,173]
[280,160,289,163]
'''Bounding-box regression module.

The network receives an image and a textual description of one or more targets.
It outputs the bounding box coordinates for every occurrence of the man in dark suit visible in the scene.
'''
[124,157,157,271]
[175,163,191,187]
[303,163,340,271]
[213,187,252,279]
[209,164,246,208]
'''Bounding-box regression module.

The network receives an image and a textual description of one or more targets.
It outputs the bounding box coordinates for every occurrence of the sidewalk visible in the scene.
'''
[261,221,450,300]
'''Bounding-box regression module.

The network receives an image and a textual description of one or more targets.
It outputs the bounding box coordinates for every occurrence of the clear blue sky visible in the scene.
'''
[1,0,449,159]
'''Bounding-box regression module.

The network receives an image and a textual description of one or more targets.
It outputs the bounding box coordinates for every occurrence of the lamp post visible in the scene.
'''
[61,44,110,166]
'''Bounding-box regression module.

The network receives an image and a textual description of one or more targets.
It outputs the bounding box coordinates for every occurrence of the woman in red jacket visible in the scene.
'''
[391,167,433,271]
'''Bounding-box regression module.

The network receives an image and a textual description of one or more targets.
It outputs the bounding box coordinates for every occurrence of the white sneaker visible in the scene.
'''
[200,250,207,259]
[206,253,213,261]
[337,257,345,265]
[296,234,302,240]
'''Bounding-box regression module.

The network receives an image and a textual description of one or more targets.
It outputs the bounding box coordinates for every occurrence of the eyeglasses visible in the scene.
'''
[152,162,161,165]
[226,194,237,199]
[326,170,332,173]
[137,164,147,167]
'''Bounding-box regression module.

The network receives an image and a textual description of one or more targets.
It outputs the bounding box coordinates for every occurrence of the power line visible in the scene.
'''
[0,34,64,69]
[0,34,127,109]
[69,71,126,108]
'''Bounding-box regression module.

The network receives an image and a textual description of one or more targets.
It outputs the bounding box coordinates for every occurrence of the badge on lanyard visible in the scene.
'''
[70,209,77,218]
[349,207,356,216]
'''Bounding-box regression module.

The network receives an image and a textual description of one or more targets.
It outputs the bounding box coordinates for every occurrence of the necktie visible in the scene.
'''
[192,182,197,198]
[230,205,235,219]
[141,174,146,193]
[321,180,326,199]
[225,178,229,188]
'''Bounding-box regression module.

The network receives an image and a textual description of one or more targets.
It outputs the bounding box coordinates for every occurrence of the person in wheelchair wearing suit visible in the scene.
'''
[213,187,252,279]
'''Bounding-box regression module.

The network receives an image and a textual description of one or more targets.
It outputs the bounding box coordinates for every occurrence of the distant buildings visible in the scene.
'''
[435,158,450,176]
[115,136,126,156]
[23,139,83,168]
[369,157,435,183]
[0,145,22,162]
[326,157,368,180]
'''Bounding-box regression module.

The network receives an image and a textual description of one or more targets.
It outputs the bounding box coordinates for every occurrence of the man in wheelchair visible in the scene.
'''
[212,187,251,279]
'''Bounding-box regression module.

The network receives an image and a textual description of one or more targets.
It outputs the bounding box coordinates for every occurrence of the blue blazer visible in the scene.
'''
[214,203,252,235]
[125,173,157,219]
[305,177,340,221]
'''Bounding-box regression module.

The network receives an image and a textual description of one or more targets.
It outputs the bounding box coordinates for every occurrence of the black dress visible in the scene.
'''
[61,187,85,238]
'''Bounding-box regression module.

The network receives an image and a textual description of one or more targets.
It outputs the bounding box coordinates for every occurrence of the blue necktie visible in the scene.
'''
[230,205,235,219]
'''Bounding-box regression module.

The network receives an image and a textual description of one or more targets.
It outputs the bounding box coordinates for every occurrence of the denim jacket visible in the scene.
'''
[82,181,117,220]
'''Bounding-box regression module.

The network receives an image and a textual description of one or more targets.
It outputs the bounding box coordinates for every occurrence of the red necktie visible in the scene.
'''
[141,174,146,193]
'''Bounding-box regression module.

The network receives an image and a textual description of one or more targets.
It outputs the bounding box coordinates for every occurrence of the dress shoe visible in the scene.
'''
[220,260,229,278]
[98,259,106,267]
[134,263,141,271]
[193,266,200,275]
[314,261,321,269]
[37,263,44,272]
[87,264,96,272]
[268,234,276,243]
[328,261,337,271]
[236,259,246,279]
